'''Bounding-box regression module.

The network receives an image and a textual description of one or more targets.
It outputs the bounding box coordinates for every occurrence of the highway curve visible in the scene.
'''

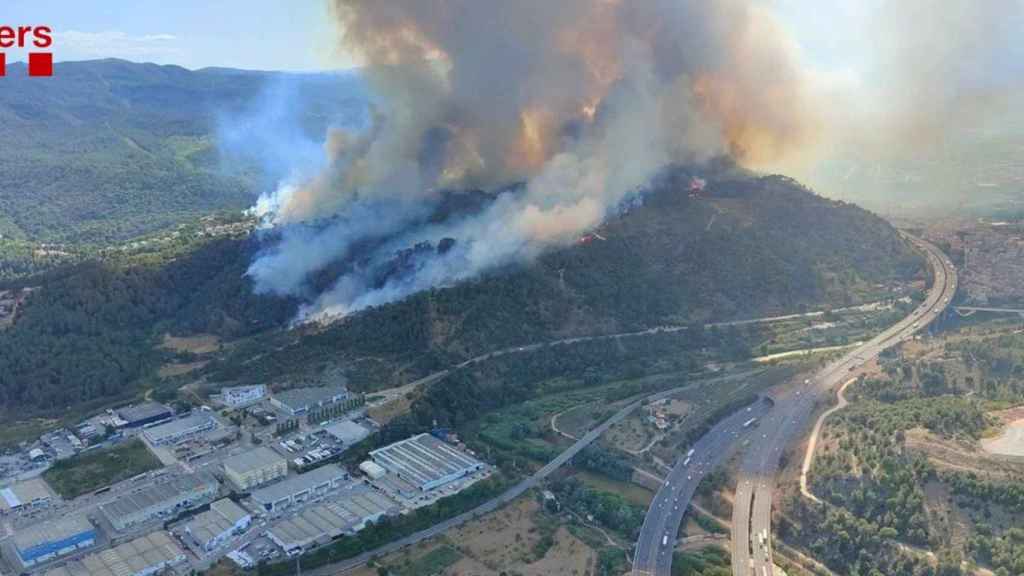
[730,234,957,576]
[321,369,760,575]
[632,398,772,576]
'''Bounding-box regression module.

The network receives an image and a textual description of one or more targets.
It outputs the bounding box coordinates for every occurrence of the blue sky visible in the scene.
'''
[2,0,353,71]
[0,0,865,73]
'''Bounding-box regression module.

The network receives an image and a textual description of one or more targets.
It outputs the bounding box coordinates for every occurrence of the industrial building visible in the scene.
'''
[266,483,397,555]
[0,477,53,513]
[222,446,287,490]
[358,461,386,480]
[42,531,185,576]
[100,473,218,531]
[324,420,370,445]
[143,412,218,446]
[11,514,96,567]
[115,402,173,429]
[183,498,251,552]
[250,464,347,513]
[368,433,485,493]
[270,386,348,416]
[219,385,266,408]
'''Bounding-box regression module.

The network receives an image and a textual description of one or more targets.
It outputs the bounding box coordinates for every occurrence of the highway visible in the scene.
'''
[730,235,957,576]
[631,398,772,576]
[317,369,761,575]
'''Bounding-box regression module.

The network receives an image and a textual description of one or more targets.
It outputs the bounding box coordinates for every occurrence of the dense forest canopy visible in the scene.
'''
[207,172,924,388]
[0,59,366,243]
[0,169,924,419]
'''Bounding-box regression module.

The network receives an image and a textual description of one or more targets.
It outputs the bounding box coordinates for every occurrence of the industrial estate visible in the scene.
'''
[1,3,1022,576]
[0,384,490,576]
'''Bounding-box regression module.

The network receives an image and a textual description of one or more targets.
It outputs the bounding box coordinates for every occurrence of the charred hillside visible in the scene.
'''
[206,172,923,389]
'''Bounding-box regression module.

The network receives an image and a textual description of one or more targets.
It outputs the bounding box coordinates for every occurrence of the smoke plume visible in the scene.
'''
[245,0,1023,320]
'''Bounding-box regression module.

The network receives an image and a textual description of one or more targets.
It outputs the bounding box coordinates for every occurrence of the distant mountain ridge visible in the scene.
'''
[0,58,367,243]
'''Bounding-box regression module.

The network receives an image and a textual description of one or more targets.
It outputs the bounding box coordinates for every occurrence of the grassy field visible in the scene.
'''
[573,470,654,507]
[385,546,462,576]
[43,438,162,498]
[0,417,59,449]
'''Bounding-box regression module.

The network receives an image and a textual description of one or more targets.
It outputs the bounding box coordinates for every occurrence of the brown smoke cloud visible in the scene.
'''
[246,0,1022,318]
[247,0,828,318]
[322,0,822,186]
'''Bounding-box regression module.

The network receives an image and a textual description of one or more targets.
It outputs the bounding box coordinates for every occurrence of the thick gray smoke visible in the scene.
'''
[246,0,820,320]
[245,0,1023,320]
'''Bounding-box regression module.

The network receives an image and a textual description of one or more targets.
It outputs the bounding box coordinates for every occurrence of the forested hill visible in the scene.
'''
[206,171,925,389]
[0,59,366,243]
[0,169,922,417]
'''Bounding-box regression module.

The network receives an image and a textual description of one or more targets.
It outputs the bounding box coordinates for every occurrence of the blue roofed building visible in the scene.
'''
[11,514,96,567]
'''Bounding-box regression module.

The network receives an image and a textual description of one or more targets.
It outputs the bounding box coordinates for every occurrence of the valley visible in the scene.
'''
[1,6,1023,574]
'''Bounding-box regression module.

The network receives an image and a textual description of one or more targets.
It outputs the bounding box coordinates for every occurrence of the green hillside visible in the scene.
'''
[0,168,923,419]
[207,171,924,389]
[0,59,365,243]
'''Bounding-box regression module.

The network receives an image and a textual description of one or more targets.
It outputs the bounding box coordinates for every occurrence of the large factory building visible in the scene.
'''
[42,531,185,576]
[222,447,287,491]
[11,514,96,567]
[250,464,347,513]
[99,473,218,531]
[368,433,484,493]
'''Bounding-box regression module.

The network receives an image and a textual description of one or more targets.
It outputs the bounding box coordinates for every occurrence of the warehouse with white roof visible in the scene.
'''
[143,412,217,446]
[250,464,348,513]
[368,434,484,493]
[324,420,370,445]
[0,477,53,513]
[270,386,348,416]
[184,498,251,552]
[267,483,398,555]
[222,446,287,490]
[100,473,218,531]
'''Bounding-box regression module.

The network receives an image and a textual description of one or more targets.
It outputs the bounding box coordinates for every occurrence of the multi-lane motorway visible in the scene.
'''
[630,234,956,576]
[632,399,772,576]
[324,369,761,575]
[731,235,957,576]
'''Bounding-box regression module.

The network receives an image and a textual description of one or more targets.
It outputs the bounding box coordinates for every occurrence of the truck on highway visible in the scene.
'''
[662,535,669,547]
[686,448,695,458]
[743,418,758,428]
[683,457,692,466]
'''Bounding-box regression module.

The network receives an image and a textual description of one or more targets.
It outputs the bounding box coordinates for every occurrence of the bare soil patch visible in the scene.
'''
[160,333,221,354]
[905,427,1024,477]
[157,361,208,378]
[349,496,601,576]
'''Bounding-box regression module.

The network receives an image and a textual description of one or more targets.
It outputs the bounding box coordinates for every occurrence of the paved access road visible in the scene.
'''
[368,299,899,409]
[731,235,957,576]
[632,398,772,576]
[316,370,760,575]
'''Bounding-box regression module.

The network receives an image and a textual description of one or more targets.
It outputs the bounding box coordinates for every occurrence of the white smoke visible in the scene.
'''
[242,0,1024,321]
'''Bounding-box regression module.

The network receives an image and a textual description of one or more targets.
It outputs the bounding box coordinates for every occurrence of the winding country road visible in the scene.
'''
[799,376,854,503]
